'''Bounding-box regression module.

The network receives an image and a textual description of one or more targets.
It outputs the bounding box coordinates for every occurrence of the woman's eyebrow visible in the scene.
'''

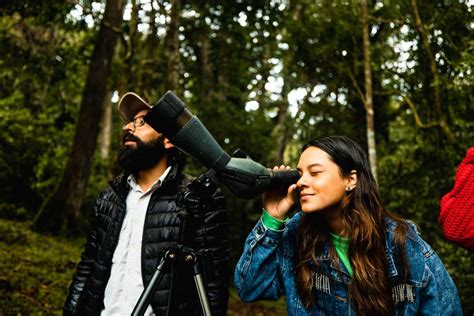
[297,163,323,171]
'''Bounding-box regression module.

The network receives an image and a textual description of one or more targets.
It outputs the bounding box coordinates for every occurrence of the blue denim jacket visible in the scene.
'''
[234,212,462,315]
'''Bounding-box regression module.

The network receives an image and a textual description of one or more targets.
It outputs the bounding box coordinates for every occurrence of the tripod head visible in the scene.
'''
[175,170,220,246]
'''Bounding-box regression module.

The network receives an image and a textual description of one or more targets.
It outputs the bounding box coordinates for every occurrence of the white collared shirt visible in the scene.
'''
[101,166,172,316]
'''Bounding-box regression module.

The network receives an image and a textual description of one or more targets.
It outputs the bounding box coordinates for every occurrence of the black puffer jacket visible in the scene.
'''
[64,164,230,315]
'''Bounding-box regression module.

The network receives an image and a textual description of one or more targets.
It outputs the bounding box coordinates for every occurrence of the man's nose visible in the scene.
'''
[122,121,134,132]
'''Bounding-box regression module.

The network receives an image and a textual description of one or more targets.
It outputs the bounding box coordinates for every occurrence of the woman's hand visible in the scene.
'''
[263,165,299,220]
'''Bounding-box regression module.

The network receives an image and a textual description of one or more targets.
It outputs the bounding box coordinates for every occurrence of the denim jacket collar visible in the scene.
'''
[313,241,352,283]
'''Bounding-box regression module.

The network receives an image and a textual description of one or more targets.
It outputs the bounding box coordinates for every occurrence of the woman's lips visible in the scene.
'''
[300,193,314,201]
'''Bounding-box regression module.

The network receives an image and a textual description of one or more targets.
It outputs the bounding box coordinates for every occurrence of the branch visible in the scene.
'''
[373,88,398,96]
[348,69,365,103]
[401,95,438,128]
[369,16,405,26]
[103,21,122,33]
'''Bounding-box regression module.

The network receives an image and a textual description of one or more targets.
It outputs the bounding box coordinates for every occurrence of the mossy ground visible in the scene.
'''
[0,219,285,315]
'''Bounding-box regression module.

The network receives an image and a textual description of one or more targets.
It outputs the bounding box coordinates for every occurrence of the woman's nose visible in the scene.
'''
[296,174,307,188]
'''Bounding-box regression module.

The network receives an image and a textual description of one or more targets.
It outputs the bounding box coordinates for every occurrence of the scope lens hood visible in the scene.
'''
[145,91,192,138]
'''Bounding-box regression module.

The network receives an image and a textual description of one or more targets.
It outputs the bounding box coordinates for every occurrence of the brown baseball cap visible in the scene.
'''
[118,92,152,120]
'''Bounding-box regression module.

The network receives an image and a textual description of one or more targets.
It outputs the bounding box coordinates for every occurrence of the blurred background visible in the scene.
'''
[0,0,472,314]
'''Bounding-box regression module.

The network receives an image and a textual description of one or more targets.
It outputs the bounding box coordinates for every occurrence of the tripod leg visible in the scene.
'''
[194,273,212,316]
[191,257,213,316]
[132,251,173,316]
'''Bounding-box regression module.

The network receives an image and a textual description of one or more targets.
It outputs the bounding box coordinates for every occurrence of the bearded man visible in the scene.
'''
[64,92,230,315]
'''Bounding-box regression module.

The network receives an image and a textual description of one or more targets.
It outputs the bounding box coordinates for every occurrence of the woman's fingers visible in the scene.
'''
[273,165,291,170]
[288,184,298,195]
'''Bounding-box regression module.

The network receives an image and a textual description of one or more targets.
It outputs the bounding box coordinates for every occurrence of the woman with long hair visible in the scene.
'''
[234,136,461,315]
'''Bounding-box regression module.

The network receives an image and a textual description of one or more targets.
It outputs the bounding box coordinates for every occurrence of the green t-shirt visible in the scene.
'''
[330,233,353,277]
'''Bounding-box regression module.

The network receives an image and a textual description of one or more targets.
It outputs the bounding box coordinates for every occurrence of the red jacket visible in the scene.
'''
[439,147,474,251]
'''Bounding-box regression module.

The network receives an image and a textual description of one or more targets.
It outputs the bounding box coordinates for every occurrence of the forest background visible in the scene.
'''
[0,0,473,314]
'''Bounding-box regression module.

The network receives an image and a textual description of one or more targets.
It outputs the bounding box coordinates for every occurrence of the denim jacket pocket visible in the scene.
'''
[311,272,354,315]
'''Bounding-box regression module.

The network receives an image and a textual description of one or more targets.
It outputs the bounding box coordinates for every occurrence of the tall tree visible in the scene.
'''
[165,0,181,92]
[98,91,113,160]
[273,94,290,165]
[361,0,377,181]
[125,0,140,90]
[33,0,125,233]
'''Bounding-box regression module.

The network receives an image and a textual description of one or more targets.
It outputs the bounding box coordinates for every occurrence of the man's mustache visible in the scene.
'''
[122,133,142,145]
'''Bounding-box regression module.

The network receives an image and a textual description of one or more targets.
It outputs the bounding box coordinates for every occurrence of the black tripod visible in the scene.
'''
[132,170,218,316]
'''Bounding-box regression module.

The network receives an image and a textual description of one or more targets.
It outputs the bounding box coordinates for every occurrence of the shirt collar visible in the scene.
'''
[127,166,172,194]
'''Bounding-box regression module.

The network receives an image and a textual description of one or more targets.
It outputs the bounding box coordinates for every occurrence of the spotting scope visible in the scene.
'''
[144,91,299,199]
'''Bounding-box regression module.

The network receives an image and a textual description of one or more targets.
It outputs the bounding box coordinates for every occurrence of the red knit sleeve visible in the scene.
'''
[439,147,474,251]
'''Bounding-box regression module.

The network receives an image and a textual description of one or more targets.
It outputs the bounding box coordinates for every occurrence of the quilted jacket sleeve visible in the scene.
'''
[63,198,101,315]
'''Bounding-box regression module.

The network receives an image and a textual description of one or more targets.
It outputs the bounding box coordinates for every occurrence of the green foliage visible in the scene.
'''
[0,0,472,313]
[0,4,95,218]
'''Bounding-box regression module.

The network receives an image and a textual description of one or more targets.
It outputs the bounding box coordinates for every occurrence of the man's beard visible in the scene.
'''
[117,133,168,174]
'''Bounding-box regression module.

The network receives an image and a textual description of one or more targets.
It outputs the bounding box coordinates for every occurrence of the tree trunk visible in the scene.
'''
[216,37,229,104]
[199,29,214,106]
[146,1,159,60]
[362,0,378,183]
[33,0,125,234]
[273,83,290,165]
[99,91,113,160]
[165,0,181,92]
[141,0,161,96]
[125,0,139,90]
[273,102,289,165]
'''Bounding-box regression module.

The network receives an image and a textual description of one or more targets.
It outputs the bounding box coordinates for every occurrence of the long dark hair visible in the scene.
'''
[295,136,408,315]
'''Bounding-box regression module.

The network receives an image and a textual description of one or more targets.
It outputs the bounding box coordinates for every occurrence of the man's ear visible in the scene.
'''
[164,137,174,149]
[346,170,357,190]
